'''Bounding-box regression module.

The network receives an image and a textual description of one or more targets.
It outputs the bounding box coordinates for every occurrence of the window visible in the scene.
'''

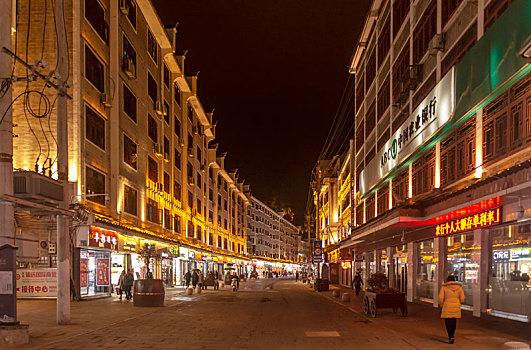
[163,64,170,88]
[123,84,137,122]
[377,186,389,216]
[85,0,108,43]
[174,116,181,139]
[441,22,476,77]
[378,76,390,116]
[196,226,202,241]
[148,114,158,143]
[196,172,202,189]
[187,221,194,238]
[164,208,171,229]
[365,102,376,138]
[174,149,181,170]
[392,45,410,102]
[355,121,364,152]
[484,0,514,32]
[164,136,170,159]
[413,2,437,64]
[217,236,222,247]
[147,72,157,103]
[147,29,158,63]
[197,199,202,214]
[378,17,390,63]
[174,181,181,202]
[148,156,158,183]
[164,101,170,124]
[355,78,364,113]
[224,199,228,211]
[122,35,136,77]
[174,216,181,233]
[187,103,194,123]
[224,238,228,249]
[123,134,137,169]
[85,45,104,93]
[174,83,181,107]
[85,106,105,150]
[392,169,408,206]
[188,191,193,209]
[85,166,105,205]
[146,198,159,224]
[366,50,376,89]
[164,172,170,193]
[442,0,463,28]
[123,184,137,215]
[124,0,136,29]
[196,146,202,161]
[412,149,435,196]
[393,0,410,37]
[187,161,194,181]
[224,219,228,230]
[441,117,475,187]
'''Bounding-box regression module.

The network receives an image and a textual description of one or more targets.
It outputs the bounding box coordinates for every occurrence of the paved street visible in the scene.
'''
[14,279,531,349]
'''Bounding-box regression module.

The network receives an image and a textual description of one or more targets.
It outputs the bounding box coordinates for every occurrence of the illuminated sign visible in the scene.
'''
[313,240,323,262]
[122,238,137,252]
[510,248,531,260]
[435,207,501,236]
[360,68,455,196]
[341,261,351,269]
[425,197,500,225]
[493,251,509,260]
[89,227,118,250]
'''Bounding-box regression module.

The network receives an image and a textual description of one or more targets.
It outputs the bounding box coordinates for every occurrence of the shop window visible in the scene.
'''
[85,44,104,93]
[147,156,158,183]
[174,181,181,202]
[442,0,464,28]
[85,0,108,43]
[447,233,475,306]
[417,239,436,300]
[377,76,390,117]
[148,114,158,143]
[355,121,365,152]
[123,184,137,216]
[187,221,194,238]
[174,216,181,233]
[146,199,160,224]
[378,17,390,64]
[174,83,181,107]
[174,149,181,170]
[442,22,476,77]
[392,0,410,37]
[365,195,375,222]
[123,134,137,169]
[163,172,170,193]
[163,64,170,88]
[412,148,435,196]
[413,2,436,64]
[85,166,106,206]
[147,72,157,103]
[377,186,389,216]
[122,35,136,77]
[366,102,376,138]
[366,50,376,90]
[355,78,364,113]
[392,168,408,206]
[124,0,136,29]
[484,0,514,32]
[85,106,105,150]
[123,84,137,122]
[147,29,158,63]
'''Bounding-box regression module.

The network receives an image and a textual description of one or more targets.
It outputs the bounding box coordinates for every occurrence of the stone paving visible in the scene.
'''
[12,279,531,349]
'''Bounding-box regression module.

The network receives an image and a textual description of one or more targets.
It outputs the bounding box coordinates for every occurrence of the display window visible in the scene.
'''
[392,245,408,293]
[446,233,475,306]
[378,248,388,276]
[80,249,111,297]
[488,223,531,321]
[416,239,436,300]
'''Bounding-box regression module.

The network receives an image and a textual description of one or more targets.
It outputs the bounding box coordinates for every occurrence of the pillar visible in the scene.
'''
[407,242,417,302]
[434,236,447,307]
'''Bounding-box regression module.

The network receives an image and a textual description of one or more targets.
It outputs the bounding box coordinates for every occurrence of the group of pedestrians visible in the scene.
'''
[117,270,135,300]
[183,269,204,289]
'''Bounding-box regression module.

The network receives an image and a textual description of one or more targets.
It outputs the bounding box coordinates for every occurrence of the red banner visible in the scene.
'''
[96,258,110,286]
[80,258,88,288]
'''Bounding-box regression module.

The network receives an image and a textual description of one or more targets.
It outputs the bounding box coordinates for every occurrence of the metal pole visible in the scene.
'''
[0,0,14,248]
[56,0,70,325]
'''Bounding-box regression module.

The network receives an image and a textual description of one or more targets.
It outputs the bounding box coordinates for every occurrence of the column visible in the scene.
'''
[474,228,488,317]
[407,242,417,302]
[387,247,394,289]
[434,236,447,307]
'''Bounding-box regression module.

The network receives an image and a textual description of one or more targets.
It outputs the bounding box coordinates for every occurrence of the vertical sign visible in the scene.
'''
[313,240,323,263]
[96,258,110,287]
[80,258,88,288]
[0,245,17,323]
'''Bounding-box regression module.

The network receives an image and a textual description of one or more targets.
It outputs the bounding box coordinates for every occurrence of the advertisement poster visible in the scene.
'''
[80,258,88,288]
[16,268,57,298]
[96,258,110,287]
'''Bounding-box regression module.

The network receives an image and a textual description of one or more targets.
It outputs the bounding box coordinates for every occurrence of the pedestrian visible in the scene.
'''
[124,270,134,300]
[192,270,199,288]
[198,271,204,290]
[438,275,465,344]
[184,270,191,288]
[352,272,363,296]
[118,270,126,300]
[295,271,299,282]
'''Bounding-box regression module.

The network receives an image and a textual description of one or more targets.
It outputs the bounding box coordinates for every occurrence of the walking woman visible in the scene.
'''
[438,275,465,344]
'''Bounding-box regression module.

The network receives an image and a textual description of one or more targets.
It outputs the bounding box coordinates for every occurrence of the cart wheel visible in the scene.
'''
[401,305,408,317]
[392,307,398,313]
[370,300,377,318]
[363,297,370,315]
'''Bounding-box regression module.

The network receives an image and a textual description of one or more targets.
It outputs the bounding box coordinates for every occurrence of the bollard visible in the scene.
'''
[332,289,340,298]
[502,342,530,350]
[195,286,201,294]
[342,292,351,302]
[186,287,193,295]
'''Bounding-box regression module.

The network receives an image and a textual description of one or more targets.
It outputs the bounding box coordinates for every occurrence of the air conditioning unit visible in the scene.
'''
[155,101,164,116]
[13,171,64,204]
[123,59,135,79]
[100,93,111,108]
[119,0,129,15]
[429,33,445,54]
[153,143,163,156]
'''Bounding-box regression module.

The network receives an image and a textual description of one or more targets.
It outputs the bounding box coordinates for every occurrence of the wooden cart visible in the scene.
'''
[363,291,407,318]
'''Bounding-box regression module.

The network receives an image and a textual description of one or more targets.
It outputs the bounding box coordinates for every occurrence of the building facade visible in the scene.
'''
[315,0,530,323]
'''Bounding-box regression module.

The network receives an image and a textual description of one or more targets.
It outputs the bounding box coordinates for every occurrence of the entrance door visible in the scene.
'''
[394,255,408,293]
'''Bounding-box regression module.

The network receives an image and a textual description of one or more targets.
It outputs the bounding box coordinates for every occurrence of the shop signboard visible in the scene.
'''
[434,207,502,236]
[493,251,510,261]
[80,258,88,287]
[96,258,110,286]
[179,247,188,259]
[359,68,455,196]
[16,268,57,298]
[121,237,138,252]
[188,251,195,260]
[313,240,323,263]
[510,248,531,261]
[341,261,352,269]
[89,227,118,250]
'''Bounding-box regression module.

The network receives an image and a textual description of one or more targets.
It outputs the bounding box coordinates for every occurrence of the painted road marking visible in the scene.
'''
[305,331,340,337]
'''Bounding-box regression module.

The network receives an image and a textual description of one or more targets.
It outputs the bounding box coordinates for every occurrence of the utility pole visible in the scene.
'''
[56,0,70,325]
[0,0,14,248]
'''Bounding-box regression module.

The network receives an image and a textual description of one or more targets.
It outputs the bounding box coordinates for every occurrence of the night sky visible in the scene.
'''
[152,0,370,225]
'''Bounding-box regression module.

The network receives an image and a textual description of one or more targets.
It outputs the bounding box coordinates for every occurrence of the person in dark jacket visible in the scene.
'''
[184,270,191,287]
[124,271,134,300]
[352,272,364,296]
[192,270,199,288]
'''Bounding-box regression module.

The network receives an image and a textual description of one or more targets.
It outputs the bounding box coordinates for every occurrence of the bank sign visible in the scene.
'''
[359,67,455,196]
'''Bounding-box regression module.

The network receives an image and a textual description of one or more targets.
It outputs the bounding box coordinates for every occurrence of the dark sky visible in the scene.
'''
[152,0,370,225]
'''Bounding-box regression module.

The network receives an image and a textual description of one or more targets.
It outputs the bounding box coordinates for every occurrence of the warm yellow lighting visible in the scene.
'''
[408,164,413,198]
[388,180,393,209]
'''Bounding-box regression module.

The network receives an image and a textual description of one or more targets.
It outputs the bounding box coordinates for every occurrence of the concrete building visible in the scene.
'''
[330,0,531,323]
[10,0,252,298]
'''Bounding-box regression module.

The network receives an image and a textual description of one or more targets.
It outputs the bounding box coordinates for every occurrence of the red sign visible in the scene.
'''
[89,227,118,250]
[16,268,57,298]
[96,258,110,286]
[425,197,500,225]
[80,258,88,288]
[435,207,502,236]
[341,261,352,269]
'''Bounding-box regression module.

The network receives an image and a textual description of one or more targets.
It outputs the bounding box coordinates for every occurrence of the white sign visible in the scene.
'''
[0,271,13,295]
[16,268,57,298]
[359,67,455,196]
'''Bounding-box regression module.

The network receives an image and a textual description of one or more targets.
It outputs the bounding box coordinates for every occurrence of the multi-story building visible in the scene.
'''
[247,196,301,266]
[10,0,253,298]
[337,0,531,323]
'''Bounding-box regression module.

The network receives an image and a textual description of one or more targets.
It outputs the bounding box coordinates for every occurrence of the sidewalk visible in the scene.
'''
[315,283,531,349]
